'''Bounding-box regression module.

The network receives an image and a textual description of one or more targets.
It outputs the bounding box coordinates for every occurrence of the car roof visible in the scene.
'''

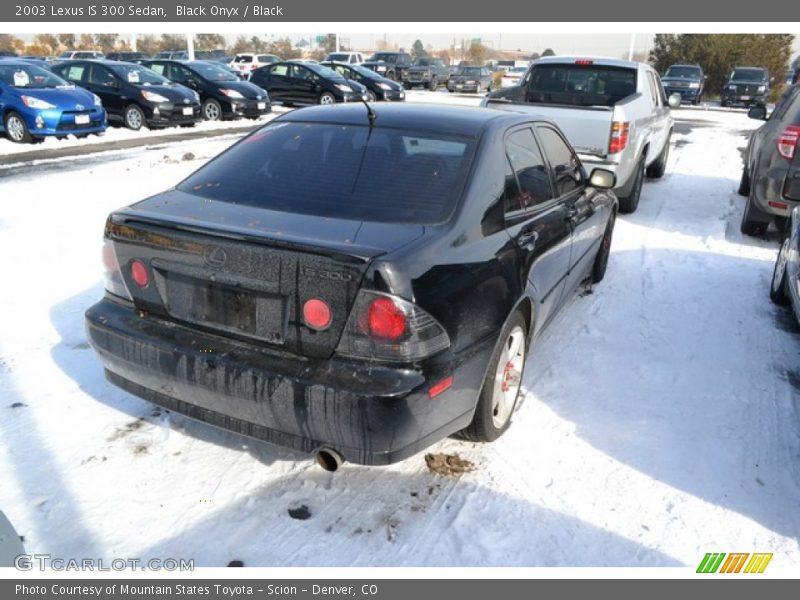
[274,103,548,138]
[533,55,642,69]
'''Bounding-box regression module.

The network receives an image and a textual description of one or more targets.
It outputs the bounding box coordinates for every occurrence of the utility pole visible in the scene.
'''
[627,33,636,61]
[130,33,136,52]
[187,33,194,60]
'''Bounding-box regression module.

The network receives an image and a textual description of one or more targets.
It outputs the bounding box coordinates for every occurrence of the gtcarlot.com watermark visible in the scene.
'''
[14,553,194,571]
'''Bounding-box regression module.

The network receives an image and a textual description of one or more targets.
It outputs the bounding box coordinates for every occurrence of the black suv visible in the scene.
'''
[403,57,450,90]
[722,66,770,108]
[52,60,201,130]
[739,84,800,235]
[362,52,412,81]
[140,60,270,121]
[661,64,705,105]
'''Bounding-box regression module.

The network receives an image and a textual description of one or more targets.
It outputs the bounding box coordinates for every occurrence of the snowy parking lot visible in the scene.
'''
[0,94,799,568]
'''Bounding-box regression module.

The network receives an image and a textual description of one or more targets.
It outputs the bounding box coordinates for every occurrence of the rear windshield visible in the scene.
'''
[234,55,253,63]
[664,65,702,79]
[178,121,476,224]
[732,68,768,82]
[526,64,638,107]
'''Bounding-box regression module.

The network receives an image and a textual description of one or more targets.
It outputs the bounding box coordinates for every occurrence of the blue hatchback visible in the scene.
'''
[0,61,107,143]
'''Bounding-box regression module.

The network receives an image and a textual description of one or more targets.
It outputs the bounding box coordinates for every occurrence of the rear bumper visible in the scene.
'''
[86,297,491,465]
[751,167,800,218]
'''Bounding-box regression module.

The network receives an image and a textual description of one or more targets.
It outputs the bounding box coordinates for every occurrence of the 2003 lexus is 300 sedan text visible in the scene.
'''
[86,104,618,469]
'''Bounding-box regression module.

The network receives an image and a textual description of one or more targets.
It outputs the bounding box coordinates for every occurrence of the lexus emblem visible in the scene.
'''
[202,246,228,268]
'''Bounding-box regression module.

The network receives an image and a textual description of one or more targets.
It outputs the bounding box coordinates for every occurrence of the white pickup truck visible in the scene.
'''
[482,56,679,213]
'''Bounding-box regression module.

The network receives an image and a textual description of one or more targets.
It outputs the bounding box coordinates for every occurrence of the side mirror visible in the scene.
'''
[748,105,767,120]
[589,168,616,190]
[667,93,682,109]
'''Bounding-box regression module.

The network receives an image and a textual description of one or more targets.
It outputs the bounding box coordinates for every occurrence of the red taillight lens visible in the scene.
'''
[609,121,630,154]
[303,298,332,330]
[130,259,150,288]
[368,297,407,340]
[575,59,594,65]
[777,125,800,160]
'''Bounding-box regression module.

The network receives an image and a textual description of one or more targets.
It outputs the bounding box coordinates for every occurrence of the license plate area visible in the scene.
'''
[257,102,266,109]
[75,114,90,125]
[182,107,193,116]
[164,272,286,344]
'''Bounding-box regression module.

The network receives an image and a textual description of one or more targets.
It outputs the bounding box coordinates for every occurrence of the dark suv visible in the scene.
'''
[403,57,450,90]
[661,64,705,105]
[722,66,770,108]
[739,84,800,235]
[362,52,412,81]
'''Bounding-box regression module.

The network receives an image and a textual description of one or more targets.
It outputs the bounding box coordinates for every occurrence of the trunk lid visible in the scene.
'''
[107,189,425,358]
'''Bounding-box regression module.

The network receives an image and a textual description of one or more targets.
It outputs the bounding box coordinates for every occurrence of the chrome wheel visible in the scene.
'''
[125,106,143,130]
[491,325,525,429]
[203,100,221,121]
[773,237,790,294]
[6,114,26,142]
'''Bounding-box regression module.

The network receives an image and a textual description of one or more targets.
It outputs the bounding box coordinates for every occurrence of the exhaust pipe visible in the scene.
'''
[315,447,344,472]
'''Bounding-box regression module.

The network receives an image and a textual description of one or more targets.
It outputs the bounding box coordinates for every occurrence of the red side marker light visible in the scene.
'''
[428,376,454,399]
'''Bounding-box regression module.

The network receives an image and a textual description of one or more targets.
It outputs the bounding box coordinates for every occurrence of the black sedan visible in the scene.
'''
[739,84,800,235]
[250,61,364,106]
[320,61,406,102]
[140,59,270,121]
[51,60,201,130]
[85,104,617,468]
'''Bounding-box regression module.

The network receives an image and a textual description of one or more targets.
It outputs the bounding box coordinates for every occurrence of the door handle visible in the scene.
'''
[517,229,539,250]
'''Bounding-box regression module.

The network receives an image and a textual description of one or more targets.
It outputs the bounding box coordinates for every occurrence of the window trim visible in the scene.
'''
[502,124,558,219]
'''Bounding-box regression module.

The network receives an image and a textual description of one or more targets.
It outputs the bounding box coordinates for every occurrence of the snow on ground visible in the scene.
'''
[0,101,799,568]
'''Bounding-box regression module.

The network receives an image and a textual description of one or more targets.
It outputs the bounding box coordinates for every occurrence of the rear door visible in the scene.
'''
[536,124,605,292]
[289,64,318,103]
[503,125,573,326]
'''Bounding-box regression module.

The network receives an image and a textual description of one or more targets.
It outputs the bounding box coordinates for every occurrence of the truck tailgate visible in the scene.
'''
[486,101,613,157]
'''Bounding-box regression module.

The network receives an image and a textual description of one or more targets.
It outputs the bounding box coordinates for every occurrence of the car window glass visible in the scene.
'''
[88,65,116,86]
[291,65,311,80]
[64,65,85,82]
[270,64,289,77]
[536,126,584,196]
[178,122,476,225]
[258,55,269,62]
[504,128,553,212]
[148,63,167,76]
[169,64,192,83]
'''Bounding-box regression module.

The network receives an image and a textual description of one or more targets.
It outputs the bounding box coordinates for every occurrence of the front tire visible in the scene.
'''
[123,104,145,130]
[459,311,528,442]
[592,211,616,283]
[202,98,222,121]
[771,234,791,305]
[319,92,336,105]
[4,111,33,143]
[618,157,645,214]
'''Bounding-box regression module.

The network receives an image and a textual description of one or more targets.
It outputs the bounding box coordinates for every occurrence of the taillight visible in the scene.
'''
[303,298,332,331]
[130,259,150,288]
[777,125,800,160]
[575,59,594,65]
[609,121,630,154]
[336,290,450,361]
[101,239,132,300]
[367,297,406,340]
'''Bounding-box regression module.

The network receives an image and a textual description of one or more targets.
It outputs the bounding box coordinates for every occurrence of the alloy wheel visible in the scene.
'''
[491,325,525,429]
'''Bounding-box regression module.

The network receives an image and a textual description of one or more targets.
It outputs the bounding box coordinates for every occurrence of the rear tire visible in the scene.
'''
[459,311,528,443]
[618,157,645,214]
[592,211,616,283]
[771,234,791,305]
[646,133,670,179]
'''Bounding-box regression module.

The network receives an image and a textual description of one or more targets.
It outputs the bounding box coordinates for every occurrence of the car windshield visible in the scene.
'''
[526,64,638,107]
[350,64,381,79]
[0,63,70,88]
[108,63,170,85]
[732,68,768,82]
[664,66,702,79]
[178,122,476,224]
[457,68,482,76]
[369,53,398,63]
[306,63,342,79]
[189,62,239,81]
